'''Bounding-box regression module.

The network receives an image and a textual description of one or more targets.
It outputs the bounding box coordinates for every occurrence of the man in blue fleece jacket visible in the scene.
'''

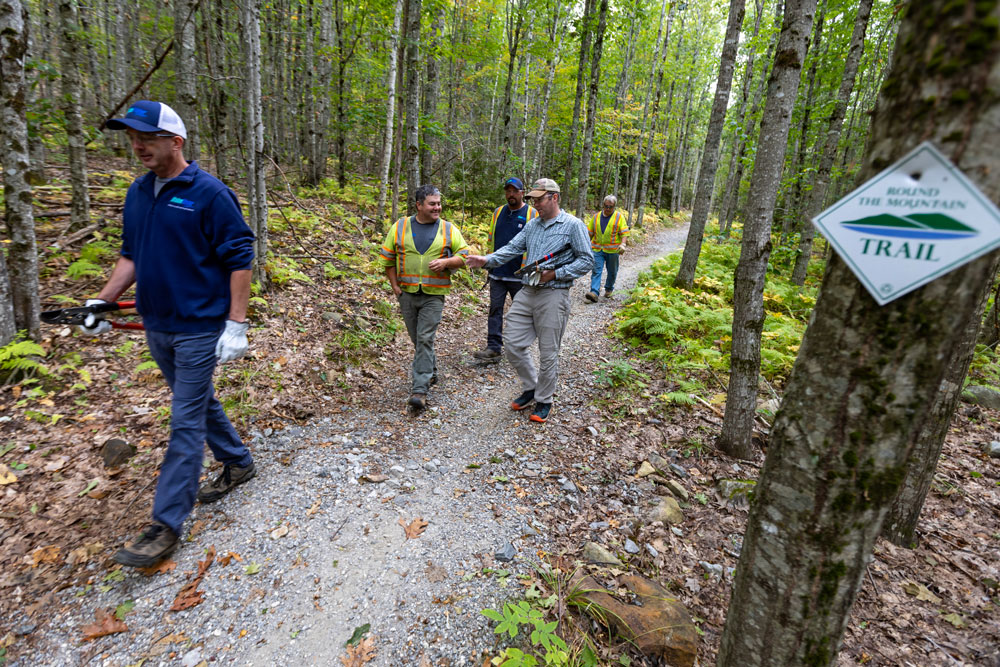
[82,101,257,567]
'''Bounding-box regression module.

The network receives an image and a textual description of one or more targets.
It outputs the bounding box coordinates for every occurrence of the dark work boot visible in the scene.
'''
[197,462,257,503]
[114,522,179,568]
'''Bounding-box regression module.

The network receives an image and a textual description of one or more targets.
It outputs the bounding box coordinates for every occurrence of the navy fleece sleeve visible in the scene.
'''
[206,188,255,271]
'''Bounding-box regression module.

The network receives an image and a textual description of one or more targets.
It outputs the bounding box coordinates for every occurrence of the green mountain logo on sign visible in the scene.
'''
[841,213,977,241]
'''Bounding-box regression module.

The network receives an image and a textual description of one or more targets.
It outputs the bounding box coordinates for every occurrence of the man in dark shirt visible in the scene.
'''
[81,101,257,567]
[473,178,537,361]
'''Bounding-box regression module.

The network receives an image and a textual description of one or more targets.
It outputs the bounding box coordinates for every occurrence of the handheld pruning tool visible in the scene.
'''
[41,301,145,331]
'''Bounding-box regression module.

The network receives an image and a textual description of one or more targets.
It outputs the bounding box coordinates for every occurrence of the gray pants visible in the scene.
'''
[398,290,445,394]
[503,286,571,404]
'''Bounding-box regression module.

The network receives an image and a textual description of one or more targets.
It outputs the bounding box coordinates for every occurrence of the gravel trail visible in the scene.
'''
[24,222,688,667]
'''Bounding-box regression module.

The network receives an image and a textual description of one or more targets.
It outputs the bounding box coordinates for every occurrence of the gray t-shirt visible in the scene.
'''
[410,218,441,255]
[154,176,172,198]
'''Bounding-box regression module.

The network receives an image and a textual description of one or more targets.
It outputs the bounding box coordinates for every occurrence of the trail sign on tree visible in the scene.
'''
[813,141,1000,305]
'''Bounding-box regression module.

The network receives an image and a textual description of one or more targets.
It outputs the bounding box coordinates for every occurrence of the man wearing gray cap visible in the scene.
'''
[466,178,591,423]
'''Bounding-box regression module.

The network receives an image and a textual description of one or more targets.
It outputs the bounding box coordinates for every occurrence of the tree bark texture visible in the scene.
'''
[718,2,1000,664]
[563,0,593,203]
[716,0,817,460]
[420,5,443,182]
[403,0,421,203]
[57,0,90,233]
[791,0,874,285]
[575,0,608,217]
[0,0,34,342]
[882,257,997,546]
[242,0,268,288]
[376,0,403,223]
[674,0,745,289]
[173,0,199,160]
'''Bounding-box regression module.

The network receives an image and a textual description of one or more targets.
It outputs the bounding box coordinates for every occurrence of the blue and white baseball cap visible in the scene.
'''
[106,100,187,139]
[504,177,525,191]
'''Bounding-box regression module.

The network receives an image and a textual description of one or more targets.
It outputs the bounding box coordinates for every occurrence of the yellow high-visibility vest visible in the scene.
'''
[488,204,538,251]
[379,216,469,294]
[588,210,629,253]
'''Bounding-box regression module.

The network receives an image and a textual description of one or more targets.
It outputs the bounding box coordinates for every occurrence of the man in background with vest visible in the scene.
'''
[585,194,629,302]
[473,178,538,361]
[380,185,469,411]
[465,179,591,423]
[81,101,257,567]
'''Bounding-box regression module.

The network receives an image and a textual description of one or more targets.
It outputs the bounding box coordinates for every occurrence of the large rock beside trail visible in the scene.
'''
[581,542,621,566]
[101,438,135,468]
[648,497,684,525]
[962,385,1000,411]
[571,573,699,666]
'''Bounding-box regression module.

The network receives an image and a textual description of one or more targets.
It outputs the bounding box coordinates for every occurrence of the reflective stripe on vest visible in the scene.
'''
[395,217,458,289]
[591,211,626,251]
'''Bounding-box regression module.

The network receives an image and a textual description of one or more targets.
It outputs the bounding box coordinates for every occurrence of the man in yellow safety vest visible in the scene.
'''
[585,194,629,302]
[379,185,469,410]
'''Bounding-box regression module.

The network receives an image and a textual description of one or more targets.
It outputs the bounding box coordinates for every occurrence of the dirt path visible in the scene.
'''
[25,222,689,667]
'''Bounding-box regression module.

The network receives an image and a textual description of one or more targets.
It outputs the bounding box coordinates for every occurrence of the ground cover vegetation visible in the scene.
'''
[2,0,1000,664]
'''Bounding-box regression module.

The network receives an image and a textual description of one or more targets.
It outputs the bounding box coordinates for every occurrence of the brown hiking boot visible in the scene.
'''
[114,522,178,568]
[585,291,598,303]
[408,393,427,410]
[197,462,257,503]
[473,348,502,361]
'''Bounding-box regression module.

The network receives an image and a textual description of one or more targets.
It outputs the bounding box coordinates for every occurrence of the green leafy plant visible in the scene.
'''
[482,600,568,666]
[0,335,48,383]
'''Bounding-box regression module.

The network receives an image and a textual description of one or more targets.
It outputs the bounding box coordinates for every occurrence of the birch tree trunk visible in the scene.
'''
[791,0,874,285]
[1,0,37,342]
[57,0,90,233]
[574,0,608,217]
[420,5,443,182]
[242,0,268,289]
[674,0,745,288]
[403,0,421,201]
[563,0,593,202]
[173,0,199,160]
[376,0,403,223]
[719,4,1000,661]
[716,0,818,459]
[529,0,562,183]
[498,0,527,172]
[624,0,670,225]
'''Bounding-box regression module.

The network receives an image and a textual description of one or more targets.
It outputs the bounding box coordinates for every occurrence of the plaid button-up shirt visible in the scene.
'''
[484,210,593,289]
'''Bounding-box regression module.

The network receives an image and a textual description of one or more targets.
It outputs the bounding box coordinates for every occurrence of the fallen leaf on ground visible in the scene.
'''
[170,546,216,611]
[139,559,177,576]
[307,498,322,515]
[66,543,104,566]
[31,545,61,567]
[80,608,128,641]
[426,561,448,583]
[188,519,207,538]
[270,524,289,539]
[220,551,243,566]
[345,623,370,647]
[942,612,967,628]
[341,635,376,666]
[399,517,428,539]
[360,474,388,484]
[902,581,942,604]
[0,464,18,485]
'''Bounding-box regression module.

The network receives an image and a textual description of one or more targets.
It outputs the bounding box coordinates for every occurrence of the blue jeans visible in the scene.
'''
[146,329,252,536]
[487,278,523,352]
[590,251,620,294]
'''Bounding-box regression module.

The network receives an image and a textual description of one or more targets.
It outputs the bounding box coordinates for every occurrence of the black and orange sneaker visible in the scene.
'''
[511,389,535,411]
[529,402,551,423]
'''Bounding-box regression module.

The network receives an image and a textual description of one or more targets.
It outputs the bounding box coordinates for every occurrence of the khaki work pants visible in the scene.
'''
[503,286,571,404]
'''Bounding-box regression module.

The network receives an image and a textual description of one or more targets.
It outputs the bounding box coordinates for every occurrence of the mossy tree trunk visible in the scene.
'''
[716,0,818,460]
[57,0,90,234]
[718,2,1000,664]
[1,0,39,341]
[574,0,607,217]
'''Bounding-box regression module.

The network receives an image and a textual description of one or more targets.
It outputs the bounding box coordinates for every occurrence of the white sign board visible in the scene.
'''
[812,141,1000,305]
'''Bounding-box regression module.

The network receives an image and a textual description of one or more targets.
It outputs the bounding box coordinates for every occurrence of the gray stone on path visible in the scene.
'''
[559,477,577,493]
[984,441,1000,458]
[963,385,1000,411]
[648,497,684,525]
[101,438,135,468]
[636,461,656,478]
[718,479,756,507]
[624,538,640,554]
[582,541,622,566]
[669,463,688,479]
[495,543,516,562]
[700,561,724,578]
[664,479,689,501]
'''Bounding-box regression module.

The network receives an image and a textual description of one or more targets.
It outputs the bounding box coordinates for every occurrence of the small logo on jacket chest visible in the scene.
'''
[167,196,196,212]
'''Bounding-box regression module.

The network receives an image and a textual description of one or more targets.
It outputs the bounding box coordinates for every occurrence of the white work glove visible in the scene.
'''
[215,319,249,364]
[79,299,112,336]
